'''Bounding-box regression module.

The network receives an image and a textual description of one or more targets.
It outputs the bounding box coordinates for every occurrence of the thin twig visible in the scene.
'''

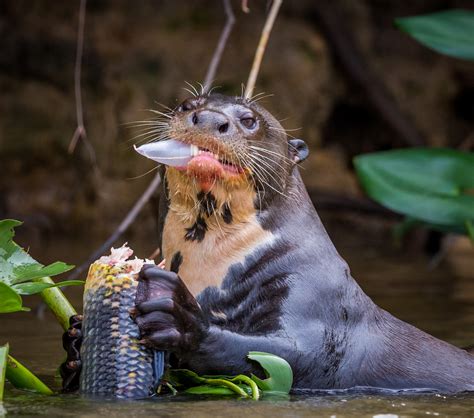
[244,0,283,99]
[203,0,235,93]
[68,172,162,280]
[68,0,99,171]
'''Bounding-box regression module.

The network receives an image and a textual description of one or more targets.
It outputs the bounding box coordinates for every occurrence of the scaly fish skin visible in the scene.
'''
[80,263,155,399]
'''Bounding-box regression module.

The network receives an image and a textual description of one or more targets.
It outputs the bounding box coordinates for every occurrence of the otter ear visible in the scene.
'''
[288,139,309,164]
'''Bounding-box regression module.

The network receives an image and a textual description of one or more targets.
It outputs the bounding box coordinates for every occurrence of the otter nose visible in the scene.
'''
[190,110,232,136]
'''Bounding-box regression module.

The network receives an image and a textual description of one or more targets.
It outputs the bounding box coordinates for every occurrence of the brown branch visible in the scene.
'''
[309,4,424,147]
[68,0,99,171]
[68,172,162,280]
[244,0,283,99]
[203,0,235,93]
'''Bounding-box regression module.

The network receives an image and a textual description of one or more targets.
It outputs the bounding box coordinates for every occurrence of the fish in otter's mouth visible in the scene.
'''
[133,93,300,196]
[135,138,246,191]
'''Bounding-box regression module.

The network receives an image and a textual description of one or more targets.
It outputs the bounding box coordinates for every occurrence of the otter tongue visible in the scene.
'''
[134,140,195,167]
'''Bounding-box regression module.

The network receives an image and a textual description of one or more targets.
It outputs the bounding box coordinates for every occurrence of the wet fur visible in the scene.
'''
[61,93,474,393]
[152,94,474,392]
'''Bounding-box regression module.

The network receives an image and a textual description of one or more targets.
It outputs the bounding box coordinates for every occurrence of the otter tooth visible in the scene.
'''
[191,145,199,156]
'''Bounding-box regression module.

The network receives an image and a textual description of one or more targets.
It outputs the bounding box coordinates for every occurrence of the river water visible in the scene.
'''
[1,229,473,417]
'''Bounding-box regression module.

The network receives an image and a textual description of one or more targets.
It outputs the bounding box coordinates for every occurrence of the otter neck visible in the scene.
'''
[161,168,274,296]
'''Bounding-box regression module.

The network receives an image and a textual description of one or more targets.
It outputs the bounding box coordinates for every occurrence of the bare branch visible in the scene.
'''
[68,172,162,280]
[244,0,283,99]
[203,0,235,93]
[68,0,99,169]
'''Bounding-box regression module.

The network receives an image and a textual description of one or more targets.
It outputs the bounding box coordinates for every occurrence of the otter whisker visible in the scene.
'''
[239,151,290,199]
[126,164,161,180]
[207,85,221,95]
[247,144,295,166]
[248,93,274,104]
[246,160,290,199]
[184,81,200,97]
[153,101,175,113]
[147,109,173,119]
[129,131,171,144]
[196,82,206,96]
[182,87,199,98]
[125,121,170,129]
[246,143,295,162]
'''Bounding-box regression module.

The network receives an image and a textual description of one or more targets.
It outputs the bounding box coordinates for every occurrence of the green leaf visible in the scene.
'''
[6,355,53,395]
[11,262,74,285]
[395,10,474,61]
[0,282,25,313]
[354,149,474,232]
[0,219,74,286]
[248,351,293,394]
[12,280,84,296]
[0,344,8,401]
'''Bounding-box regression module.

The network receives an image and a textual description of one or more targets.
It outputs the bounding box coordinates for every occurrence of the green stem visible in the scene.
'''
[231,375,260,400]
[204,378,249,398]
[6,355,53,395]
[38,277,77,331]
[0,344,8,401]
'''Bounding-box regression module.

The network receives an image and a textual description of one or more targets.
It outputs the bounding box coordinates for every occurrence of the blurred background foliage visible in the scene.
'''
[0,0,473,269]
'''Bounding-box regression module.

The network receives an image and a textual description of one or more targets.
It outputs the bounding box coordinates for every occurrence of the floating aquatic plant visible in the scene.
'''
[0,219,82,397]
[167,351,293,399]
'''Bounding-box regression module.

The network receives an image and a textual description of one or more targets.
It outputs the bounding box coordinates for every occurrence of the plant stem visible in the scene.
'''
[244,0,283,99]
[0,344,8,401]
[5,355,53,395]
[38,277,77,331]
[204,378,249,397]
[232,375,260,400]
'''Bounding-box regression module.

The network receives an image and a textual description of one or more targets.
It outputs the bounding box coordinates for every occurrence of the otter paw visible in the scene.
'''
[135,265,207,353]
[60,314,83,392]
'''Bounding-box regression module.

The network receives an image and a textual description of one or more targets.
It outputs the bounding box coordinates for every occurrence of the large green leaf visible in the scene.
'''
[395,10,474,61]
[0,282,26,314]
[354,149,474,233]
[248,351,293,394]
[0,219,74,287]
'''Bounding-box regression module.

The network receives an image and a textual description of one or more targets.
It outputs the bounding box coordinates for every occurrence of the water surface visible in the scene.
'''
[1,232,473,417]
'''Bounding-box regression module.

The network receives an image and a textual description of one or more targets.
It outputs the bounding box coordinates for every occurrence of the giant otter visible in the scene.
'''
[62,93,474,392]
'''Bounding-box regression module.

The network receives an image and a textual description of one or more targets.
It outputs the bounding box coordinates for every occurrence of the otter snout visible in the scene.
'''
[188,110,235,138]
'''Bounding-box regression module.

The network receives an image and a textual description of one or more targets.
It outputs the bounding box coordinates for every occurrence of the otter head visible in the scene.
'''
[159,93,308,212]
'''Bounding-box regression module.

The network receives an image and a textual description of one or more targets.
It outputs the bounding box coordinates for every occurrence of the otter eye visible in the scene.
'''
[240,117,257,130]
[178,99,194,112]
